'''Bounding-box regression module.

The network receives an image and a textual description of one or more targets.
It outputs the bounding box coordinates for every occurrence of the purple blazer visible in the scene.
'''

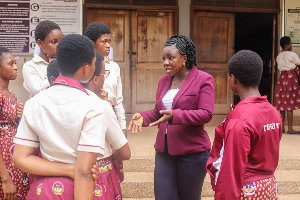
[141,66,215,155]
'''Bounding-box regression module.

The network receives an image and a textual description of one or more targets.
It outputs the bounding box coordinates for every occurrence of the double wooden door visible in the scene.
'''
[86,9,175,113]
[193,12,235,114]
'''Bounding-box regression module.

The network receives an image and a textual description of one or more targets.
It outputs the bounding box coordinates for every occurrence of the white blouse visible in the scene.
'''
[162,89,179,110]
[103,57,126,130]
[22,55,50,98]
[276,51,300,71]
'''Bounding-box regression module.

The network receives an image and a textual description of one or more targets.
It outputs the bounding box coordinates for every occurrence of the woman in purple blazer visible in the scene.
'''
[128,35,215,200]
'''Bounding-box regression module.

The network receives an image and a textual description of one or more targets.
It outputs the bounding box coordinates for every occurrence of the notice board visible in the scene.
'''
[0,0,81,54]
[285,0,300,44]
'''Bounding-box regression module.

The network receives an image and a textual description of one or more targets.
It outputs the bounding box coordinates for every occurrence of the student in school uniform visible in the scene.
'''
[23,20,63,97]
[85,22,127,137]
[0,46,29,200]
[274,36,300,134]
[206,50,282,199]
[82,52,130,199]
[13,34,106,199]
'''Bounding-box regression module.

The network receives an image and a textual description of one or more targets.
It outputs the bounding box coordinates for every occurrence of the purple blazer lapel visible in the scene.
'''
[172,66,198,109]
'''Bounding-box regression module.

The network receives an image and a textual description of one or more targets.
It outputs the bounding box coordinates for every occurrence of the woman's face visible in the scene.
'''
[162,45,187,76]
[0,52,17,81]
[94,34,111,57]
[38,29,63,59]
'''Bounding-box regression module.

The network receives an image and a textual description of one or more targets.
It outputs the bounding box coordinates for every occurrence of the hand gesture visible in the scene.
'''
[149,110,173,127]
[17,103,24,119]
[2,178,17,200]
[99,89,108,101]
[128,113,143,134]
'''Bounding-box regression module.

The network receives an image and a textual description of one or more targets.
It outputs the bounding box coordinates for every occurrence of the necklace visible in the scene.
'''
[173,71,190,90]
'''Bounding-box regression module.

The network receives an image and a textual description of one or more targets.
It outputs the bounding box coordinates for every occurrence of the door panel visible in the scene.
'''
[131,11,175,112]
[193,12,235,114]
[86,9,131,112]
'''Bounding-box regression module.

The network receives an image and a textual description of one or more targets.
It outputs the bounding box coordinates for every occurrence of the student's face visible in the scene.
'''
[94,34,111,57]
[286,41,292,51]
[162,45,187,76]
[38,29,63,59]
[228,73,238,95]
[0,52,17,81]
[82,55,96,83]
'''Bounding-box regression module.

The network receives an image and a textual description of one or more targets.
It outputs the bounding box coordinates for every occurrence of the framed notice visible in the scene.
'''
[285,0,300,44]
[0,0,81,54]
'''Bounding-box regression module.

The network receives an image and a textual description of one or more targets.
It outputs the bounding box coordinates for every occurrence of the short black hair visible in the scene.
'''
[0,46,10,62]
[35,20,61,42]
[280,36,291,49]
[85,22,111,42]
[47,59,59,83]
[164,34,196,69]
[56,34,95,75]
[228,50,263,87]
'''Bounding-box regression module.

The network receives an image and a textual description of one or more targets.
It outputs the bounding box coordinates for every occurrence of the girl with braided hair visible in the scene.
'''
[128,34,215,200]
[0,46,29,199]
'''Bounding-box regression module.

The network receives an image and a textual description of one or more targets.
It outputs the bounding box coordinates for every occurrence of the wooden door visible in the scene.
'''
[86,9,131,112]
[193,12,235,114]
[131,11,175,112]
[86,9,175,113]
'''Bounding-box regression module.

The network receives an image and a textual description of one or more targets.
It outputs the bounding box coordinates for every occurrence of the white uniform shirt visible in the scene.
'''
[103,57,126,130]
[276,51,300,71]
[86,89,128,159]
[14,84,106,164]
[22,55,50,98]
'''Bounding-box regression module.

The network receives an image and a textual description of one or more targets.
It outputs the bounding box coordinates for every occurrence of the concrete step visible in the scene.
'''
[121,170,300,198]
[123,158,300,172]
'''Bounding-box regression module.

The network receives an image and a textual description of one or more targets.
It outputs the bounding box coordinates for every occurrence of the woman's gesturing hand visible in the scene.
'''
[149,110,173,127]
[128,113,143,134]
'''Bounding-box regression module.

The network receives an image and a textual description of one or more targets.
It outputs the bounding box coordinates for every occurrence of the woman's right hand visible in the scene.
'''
[128,113,143,134]
[2,178,17,200]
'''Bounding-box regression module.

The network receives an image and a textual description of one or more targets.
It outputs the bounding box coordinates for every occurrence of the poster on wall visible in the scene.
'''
[285,0,300,44]
[0,0,81,54]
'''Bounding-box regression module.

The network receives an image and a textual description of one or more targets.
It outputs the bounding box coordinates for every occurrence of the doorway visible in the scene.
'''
[234,13,274,104]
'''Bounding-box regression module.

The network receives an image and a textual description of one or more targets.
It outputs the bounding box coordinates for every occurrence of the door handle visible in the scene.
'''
[128,51,136,70]
[131,57,136,70]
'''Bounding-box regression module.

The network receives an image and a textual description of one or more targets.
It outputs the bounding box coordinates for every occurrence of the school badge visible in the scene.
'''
[94,184,103,197]
[36,183,43,195]
[242,182,257,196]
[52,181,64,195]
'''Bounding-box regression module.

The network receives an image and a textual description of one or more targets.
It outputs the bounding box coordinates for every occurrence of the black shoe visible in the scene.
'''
[287,131,300,134]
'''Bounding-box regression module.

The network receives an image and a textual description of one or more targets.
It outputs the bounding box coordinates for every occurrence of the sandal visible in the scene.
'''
[287,130,300,134]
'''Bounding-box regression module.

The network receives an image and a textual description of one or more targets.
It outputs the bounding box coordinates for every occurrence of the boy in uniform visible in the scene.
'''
[207,50,282,199]
[13,34,105,199]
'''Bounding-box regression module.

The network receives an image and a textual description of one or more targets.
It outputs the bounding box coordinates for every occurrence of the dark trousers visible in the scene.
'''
[154,143,209,200]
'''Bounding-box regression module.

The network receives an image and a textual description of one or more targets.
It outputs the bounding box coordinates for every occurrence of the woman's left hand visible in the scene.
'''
[149,110,173,127]
[17,103,24,119]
